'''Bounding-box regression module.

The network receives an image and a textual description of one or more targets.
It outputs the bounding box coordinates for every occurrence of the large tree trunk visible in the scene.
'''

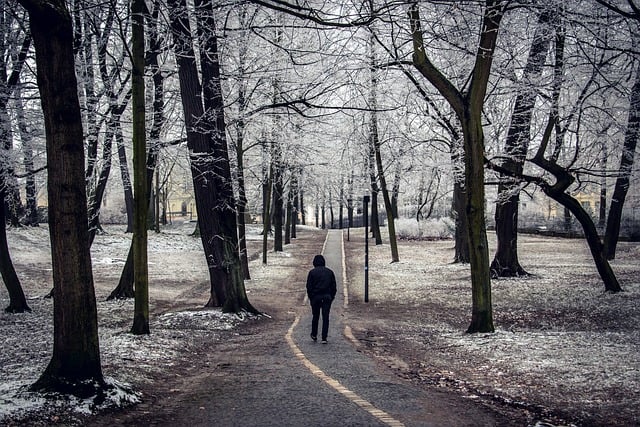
[168,0,223,304]
[409,1,501,333]
[603,62,640,260]
[492,9,552,277]
[131,0,149,335]
[20,0,104,395]
[462,106,494,333]
[170,0,256,313]
[196,0,253,313]
[492,192,527,277]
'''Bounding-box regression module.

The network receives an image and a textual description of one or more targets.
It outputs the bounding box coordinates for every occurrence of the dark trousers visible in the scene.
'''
[311,295,333,340]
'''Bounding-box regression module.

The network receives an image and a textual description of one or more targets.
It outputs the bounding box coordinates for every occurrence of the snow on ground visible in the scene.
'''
[0,222,264,424]
[1,220,638,425]
[345,220,640,425]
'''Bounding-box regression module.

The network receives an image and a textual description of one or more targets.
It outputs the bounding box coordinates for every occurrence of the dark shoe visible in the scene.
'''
[321,339,327,344]
[311,334,317,342]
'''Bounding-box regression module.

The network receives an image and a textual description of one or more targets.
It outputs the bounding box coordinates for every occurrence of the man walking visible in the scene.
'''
[306,254,337,344]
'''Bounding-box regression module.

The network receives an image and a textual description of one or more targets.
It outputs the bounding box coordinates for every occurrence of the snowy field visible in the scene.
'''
[0,222,262,425]
[344,219,640,426]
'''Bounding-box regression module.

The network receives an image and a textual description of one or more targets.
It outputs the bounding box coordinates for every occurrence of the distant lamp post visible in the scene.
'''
[363,194,370,303]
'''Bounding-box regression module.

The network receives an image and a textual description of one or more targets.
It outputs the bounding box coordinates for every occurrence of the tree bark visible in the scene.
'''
[131,0,149,335]
[370,36,398,262]
[108,0,165,300]
[169,0,256,313]
[491,9,553,278]
[543,186,621,292]
[0,188,30,313]
[15,84,39,226]
[603,61,640,259]
[409,1,501,333]
[262,144,272,264]
[234,89,251,278]
[368,146,382,244]
[284,185,292,245]
[452,179,470,263]
[20,0,104,395]
[117,132,134,233]
[273,156,284,251]
[291,173,298,239]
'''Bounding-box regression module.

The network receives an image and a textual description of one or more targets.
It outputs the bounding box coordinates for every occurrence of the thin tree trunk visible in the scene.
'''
[369,148,382,244]
[337,200,342,229]
[329,190,334,229]
[117,134,134,233]
[284,185,292,245]
[391,162,401,219]
[0,188,30,313]
[368,33,398,262]
[262,144,272,264]
[109,0,164,300]
[300,188,306,225]
[15,84,39,226]
[291,176,298,239]
[544,187,621,292]
[452,179,470,263]
[273,158,284,251]
[87,125,113,247]
[235,112,251,278]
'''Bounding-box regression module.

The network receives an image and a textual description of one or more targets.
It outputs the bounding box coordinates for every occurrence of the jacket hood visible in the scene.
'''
[312,254,325,267]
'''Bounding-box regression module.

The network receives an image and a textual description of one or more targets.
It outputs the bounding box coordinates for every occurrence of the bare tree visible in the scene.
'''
[167,0,257,313]
[409,1,505,333]
[491,7,555,278]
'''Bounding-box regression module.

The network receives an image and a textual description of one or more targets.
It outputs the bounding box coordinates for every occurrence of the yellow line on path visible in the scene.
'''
[285,316,404,427]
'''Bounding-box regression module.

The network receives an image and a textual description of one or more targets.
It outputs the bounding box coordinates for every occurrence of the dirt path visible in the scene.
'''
[89,229,523,426]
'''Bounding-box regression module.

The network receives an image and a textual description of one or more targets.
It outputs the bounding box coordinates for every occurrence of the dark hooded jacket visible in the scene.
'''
[306,255,337,302]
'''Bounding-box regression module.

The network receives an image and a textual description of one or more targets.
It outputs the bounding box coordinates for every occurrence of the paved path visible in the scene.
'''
[96,230,515,426]
[282,230,510,427]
